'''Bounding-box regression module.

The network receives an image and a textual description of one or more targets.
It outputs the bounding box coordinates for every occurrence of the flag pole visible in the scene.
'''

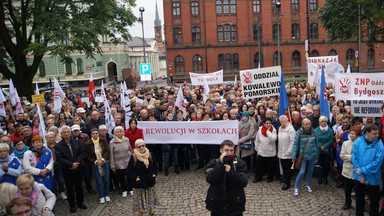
[288,107,292,124]
[6,103,16,122]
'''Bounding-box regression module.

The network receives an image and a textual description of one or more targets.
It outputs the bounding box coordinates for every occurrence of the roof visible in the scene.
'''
[128,36,151,47]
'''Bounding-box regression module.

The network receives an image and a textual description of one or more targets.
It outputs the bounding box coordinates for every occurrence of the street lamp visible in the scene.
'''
[276,1,281,66]
[138,7,146,63]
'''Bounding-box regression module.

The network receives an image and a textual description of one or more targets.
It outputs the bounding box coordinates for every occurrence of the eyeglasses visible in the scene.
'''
[0,150,8,153]
[136,145,146,148]
[320,121,328,123]
[10,209,31,216]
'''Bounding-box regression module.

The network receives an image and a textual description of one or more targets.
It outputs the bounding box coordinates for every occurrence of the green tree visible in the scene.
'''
[0,0,137,98]
[318,0,384,44]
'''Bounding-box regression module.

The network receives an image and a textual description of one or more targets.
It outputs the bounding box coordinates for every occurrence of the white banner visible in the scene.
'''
[139,120,239,145]
[351,100,383,117]
[308,55,342,85]
[189,70,223,85]
[240,66,281,100]
[335,73,384,101]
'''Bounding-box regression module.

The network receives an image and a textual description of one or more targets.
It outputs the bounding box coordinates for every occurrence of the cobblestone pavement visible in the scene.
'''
[54,167,358,216]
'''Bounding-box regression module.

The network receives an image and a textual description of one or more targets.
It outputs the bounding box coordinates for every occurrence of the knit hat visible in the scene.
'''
[242,111,250,117]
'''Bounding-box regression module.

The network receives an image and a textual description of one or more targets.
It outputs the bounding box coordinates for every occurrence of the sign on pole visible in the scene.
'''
[240,66,282,100]
[140,63,151,81]
[351,100,383,117]
[32,94,45,104]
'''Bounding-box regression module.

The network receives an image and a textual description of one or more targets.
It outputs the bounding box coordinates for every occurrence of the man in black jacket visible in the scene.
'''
[55,125,87,213]
[205,140,248,216]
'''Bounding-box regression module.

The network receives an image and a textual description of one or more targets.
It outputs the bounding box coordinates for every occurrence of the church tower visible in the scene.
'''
[154,1,162,40]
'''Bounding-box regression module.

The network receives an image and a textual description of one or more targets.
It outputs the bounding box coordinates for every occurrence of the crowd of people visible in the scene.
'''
[0,79,383,216]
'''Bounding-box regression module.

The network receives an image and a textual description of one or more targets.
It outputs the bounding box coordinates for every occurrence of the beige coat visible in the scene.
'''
[31,182,56,215]
[238,120,255,158]
[340,139,354,180]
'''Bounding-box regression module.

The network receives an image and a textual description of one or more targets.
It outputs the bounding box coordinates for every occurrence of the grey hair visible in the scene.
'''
[60,125,71,133]
[279,115,288,122]
[319,116,328,122]
[0,143,10,151]
[48,126,58,132]
[46,132,55,137]
[114,126,124,135]
[135,139,145,147]
[98,125,107,131]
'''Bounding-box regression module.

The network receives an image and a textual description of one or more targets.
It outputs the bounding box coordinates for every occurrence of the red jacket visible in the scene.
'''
[124,128,144,150]
[10,132,24,143]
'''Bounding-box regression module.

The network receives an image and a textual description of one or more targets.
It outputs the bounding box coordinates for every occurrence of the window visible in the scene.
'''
[77,58,84,74]
[218,26,223,42]
[192,27,201,43]
[273,51,282,66]
[253,0,261,13]
[291,23,300,39]
[233,53,239,72]
[368,48,375,67]
[225,54,232,72]
[346,49,354,65]
[65,62,72,75]
[193,55,203,73]
[218,54,225,70]
[272,0,278,14]
[96,61,102,67]
[292,51,301,67]
[328,49,337,56]
[311,50,319,57]
[273,24,281,41]
[254,52,263,68]
[39,61,46,76]
[191,2,199,16]
[224,25,231,42]
[173,28,183,44]
[310,0,317,12]
[216,0,222,14]
[230,0,236,14]
[253,25,262,41]
[172,2,181,16]
[175,55,185,74]
[223,0,229,14]
[291,0,299,13]
[231,25,237,41]
[310,23,318,39]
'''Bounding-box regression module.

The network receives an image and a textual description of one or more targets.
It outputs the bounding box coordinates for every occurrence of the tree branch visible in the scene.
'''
[6,0,23,47]
[0,3,18,61]
[0,64,16,80]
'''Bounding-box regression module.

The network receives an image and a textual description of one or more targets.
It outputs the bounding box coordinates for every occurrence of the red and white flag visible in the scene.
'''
[175,87,187,118]
[0,87,7,117]
[9,79,17,106]
[53,78,65,113]
[202,78,210,104]
[88,73,95,102]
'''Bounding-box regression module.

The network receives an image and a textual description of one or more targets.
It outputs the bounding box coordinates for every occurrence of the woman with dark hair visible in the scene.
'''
[13,138,28,161]
[124,118,144,151]
[340,126,362,210]
[22,135,54,190]
[257,105,267,121]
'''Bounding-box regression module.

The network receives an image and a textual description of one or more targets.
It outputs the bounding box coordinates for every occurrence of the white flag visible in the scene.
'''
[14,89,24,115]
[346,64,351,73]
[35,84,47,145]
[202,78,210,104]
[9,79,17,106]
[0,87,7,117]
[175,87,187,118]
[53,78,65,113]
[102,81,115,135]
[234,75,237,87]
[120,82,124,108]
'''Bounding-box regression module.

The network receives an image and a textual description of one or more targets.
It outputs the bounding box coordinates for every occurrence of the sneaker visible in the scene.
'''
[122,191,127,198]
[100,197,105,204]
[305,186,313,193]
[60,192,68,200]
[105,196,111,202]
[130,191,134,196]
[293,188,299,197]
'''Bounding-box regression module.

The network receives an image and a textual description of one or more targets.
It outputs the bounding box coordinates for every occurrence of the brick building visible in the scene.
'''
[163,0,384,82]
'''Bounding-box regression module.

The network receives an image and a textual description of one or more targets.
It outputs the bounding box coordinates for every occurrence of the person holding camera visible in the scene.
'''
[205,140,248,216]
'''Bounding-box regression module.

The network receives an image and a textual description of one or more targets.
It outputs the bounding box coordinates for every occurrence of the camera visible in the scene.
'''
[223,154,236,165]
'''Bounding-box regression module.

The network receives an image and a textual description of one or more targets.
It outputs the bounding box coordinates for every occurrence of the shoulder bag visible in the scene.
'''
[294,135,311,170]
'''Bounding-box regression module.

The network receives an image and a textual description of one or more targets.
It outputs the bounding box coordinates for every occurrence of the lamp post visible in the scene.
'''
[139,7,146,63]
[276,1,281,66]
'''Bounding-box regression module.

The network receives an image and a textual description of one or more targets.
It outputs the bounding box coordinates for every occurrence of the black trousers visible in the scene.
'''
[203,145,219,166]
[82,164,93,191]
[211,212,242,216]
[355,181,380,216]
[344,177,354,206]
[280,159,292,185]
[178,145,191,169]
[116,169,131,192]
[255,156,276,181]
[148,144,163,170]
[318,154,331,178]
[63,171,84,208]
[110,169,120,190]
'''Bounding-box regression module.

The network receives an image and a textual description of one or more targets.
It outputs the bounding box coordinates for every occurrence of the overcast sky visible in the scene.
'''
[128,0,164,39]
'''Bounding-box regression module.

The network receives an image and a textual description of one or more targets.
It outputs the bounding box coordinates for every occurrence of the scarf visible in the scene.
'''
[16,185,39,207]
[14,145,28,159]
[320,125,329,132]
[30,146,46,157]
[115,136,124,143]
[133,148,150,169]
[92,138,104,176]
[261,125,273,137]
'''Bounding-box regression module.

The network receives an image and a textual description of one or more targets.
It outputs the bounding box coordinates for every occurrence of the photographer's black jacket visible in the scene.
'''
[205,158,248,216]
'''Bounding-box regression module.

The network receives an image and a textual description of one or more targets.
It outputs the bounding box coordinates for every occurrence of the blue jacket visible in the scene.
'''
[352,134,384,185]
[315,126,334,155]
[292,127,319,161]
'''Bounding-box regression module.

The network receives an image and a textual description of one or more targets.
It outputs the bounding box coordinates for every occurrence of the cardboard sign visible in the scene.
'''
[32,94,45,104]
[351,100,383,117]
[189,70,223,85]
[240,66,281,99]
[335,73,384,100]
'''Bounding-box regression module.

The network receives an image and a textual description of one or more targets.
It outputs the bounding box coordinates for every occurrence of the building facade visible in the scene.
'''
[164,0,384,82]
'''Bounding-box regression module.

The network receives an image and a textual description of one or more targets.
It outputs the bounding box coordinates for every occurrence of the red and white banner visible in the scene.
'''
[335,72,384,101]
[308,55,343,85]
[240,66,281,100]
[139,120,239,145]
[88,73,95,102]
[53,78,65,113]
[189,70,223,85]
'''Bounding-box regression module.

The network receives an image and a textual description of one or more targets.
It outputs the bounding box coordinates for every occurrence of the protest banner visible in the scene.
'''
[307,55,342,85]
[189,70,223,85]
[240,66,281,100]
[32,94,45,104]
[335,72,384,101]
[351,100,383,117]
[81,97,90,108]
[139,120,239,145]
